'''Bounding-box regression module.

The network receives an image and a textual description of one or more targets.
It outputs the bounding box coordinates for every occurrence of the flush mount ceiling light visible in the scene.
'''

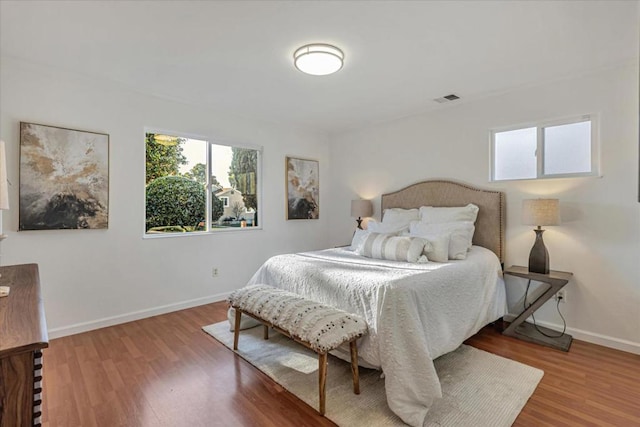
[294,43,344,76]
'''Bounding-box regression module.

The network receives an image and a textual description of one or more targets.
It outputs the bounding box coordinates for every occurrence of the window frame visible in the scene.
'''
[143,128,263,238]
[490,114,600,182]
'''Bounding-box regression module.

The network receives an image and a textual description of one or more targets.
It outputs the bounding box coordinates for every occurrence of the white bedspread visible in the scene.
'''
[245,246,506,427]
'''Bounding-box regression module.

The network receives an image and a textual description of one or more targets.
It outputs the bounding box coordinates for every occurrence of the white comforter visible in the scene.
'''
[246,246,506,427]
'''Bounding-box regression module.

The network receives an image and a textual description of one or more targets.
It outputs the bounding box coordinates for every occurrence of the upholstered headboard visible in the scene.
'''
[381,180,505,263]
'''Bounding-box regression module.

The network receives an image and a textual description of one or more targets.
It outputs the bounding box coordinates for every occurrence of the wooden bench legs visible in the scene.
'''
[232,308,362,416]
[318,352,328,415]
[233,308,241,350]
[350,340,360,395]
[317,343,360,416]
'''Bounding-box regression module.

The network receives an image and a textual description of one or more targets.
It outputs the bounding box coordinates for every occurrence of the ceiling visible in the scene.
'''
[1,1,637,135]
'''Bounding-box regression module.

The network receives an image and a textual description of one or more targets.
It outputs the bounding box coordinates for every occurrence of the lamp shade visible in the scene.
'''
[522,199,559,226]
[351,199,373,218]
[0,140,9,211]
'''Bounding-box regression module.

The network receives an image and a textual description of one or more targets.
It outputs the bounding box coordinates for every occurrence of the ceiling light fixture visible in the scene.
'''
[294,43,344,76]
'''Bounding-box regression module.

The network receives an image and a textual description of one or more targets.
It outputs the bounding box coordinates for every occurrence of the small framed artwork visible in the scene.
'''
[286,156,319,220]
[20,122,109,230]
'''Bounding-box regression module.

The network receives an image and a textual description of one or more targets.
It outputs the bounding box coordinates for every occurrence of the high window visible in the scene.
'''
[145,132,261,235]
[491,115,598,181]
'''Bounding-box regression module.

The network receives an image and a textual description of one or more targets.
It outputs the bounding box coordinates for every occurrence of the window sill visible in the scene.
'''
[490,173,602,183]
[143,226,263,239]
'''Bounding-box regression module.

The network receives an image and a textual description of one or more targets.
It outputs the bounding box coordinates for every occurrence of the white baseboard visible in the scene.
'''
[503,313,640,355]
[47,291,232,339]
[48,301,640,356]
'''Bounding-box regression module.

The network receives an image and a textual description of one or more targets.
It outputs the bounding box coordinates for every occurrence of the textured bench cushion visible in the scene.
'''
[229,284,368,353]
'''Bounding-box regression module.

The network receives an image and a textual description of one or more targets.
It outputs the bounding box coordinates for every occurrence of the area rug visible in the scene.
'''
[203,322,543,427]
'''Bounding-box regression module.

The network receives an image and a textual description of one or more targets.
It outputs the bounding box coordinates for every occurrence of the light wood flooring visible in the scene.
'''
[42,301,640,427]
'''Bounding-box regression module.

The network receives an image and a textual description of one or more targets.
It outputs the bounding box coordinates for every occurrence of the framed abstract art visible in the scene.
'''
[19,122,109,230]
[285,156,319,220]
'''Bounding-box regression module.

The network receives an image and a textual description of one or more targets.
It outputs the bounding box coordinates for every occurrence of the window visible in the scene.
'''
[491,115,598,181]
[145,131,261,235]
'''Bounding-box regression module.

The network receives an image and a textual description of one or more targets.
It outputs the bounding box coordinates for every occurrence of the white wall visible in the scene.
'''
[3,56,638,354]
[0,57,332,337]
[327,63,640,354]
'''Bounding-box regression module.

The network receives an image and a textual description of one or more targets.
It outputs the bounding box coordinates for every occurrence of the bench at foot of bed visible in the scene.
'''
[228,284,368,416]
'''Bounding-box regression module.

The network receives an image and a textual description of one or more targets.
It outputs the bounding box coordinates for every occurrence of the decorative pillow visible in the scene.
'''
[419,204,479,224]
[381,208,420,228]
[421,233,450,262]
[410,221,475,260]
[357,233,427,263]
[367,219,408,235]
[349,228,370,252]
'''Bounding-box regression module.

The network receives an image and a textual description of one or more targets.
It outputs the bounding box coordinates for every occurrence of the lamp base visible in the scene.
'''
[356,217,363,230]
[528,228,550,274]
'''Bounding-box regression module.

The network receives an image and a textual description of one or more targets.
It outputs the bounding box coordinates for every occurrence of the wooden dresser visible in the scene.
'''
[0,264,48,427]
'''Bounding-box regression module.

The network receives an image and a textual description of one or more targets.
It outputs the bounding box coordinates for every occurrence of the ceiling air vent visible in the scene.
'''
[434,94,460,104]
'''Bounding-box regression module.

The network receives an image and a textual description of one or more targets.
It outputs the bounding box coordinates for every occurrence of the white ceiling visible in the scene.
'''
[1,1,637,134]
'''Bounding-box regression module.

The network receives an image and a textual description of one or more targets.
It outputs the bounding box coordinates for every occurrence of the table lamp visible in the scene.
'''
[0,140,8,232]
[350,199,372,230]
[522,198,559,274]
[0,140,8,279]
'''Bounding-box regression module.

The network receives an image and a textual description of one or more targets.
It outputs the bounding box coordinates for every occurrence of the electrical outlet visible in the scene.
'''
[555,289,566,303]
[212,267,219,278]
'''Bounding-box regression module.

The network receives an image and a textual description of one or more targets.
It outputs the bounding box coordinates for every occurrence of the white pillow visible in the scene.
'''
[410,221,475,260]
[357,233,428,263]
[419,204,479,224]
[381,208,419,228]
[349,228,370,252]
[421,233,450,262]
[367,219,408,235]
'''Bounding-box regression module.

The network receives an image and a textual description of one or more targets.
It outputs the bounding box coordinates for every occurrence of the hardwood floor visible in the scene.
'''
[467,327,640,427]
[42,301,640,427]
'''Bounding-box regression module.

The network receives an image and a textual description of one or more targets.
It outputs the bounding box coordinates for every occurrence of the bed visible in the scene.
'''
[242,180,506,426]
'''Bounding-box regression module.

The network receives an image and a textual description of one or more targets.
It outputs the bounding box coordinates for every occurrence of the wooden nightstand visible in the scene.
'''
[502,265,573,351]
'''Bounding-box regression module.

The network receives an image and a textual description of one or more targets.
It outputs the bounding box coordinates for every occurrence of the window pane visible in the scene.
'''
[544,121,591,175]
[145,133,207,233]
[211,145,259,229]
[494,127,537,180]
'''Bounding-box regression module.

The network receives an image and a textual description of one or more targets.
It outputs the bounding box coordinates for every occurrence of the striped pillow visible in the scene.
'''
[357,233,427,263]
